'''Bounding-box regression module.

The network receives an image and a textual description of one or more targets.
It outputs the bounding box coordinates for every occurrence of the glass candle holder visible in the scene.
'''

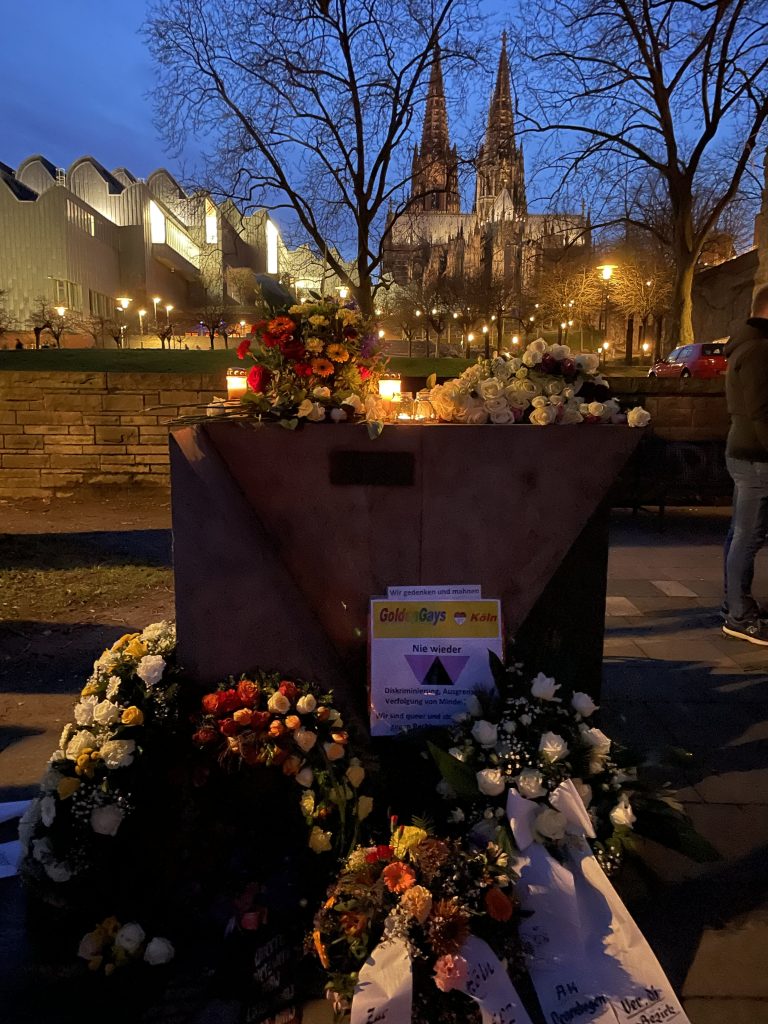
[226,367,248,400]
[414,389,436,421]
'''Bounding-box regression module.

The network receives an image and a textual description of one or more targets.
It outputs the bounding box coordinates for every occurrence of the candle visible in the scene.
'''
[378,375,401,400]
[226,368,248,400]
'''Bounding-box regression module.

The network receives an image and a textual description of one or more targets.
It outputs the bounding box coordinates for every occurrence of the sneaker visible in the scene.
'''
[722,618,768,645]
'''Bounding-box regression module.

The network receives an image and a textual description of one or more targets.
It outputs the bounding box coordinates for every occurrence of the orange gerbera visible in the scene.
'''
[311,357,335,377]
[313,929,330,969]
[326,343,350,363]
[268,315,296,336]
[382,861,416,894]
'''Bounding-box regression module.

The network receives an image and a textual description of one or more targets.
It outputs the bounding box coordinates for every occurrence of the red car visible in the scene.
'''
[648,341,727,379]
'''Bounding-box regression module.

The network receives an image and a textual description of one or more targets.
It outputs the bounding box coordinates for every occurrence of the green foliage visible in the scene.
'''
[633,797,721,863]
[427,741,479,800]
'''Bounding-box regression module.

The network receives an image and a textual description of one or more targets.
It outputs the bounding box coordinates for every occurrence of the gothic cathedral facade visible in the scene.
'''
[383,35,590,311]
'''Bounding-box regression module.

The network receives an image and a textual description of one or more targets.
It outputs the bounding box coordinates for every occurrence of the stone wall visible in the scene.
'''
[0,371,225,497]
[0,371,729,498]
[611,377,728,441]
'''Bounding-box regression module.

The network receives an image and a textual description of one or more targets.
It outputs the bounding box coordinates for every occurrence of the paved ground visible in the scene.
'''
[1,497,767,1022]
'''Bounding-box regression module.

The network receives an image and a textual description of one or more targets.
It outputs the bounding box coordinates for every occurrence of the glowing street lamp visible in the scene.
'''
[55,305,66,318]
[338,286,349,300]
[378,328,385,339]
[152,296,161,321]
[512,335,520,346]
[165,304,174,323]
[138,309,146,334]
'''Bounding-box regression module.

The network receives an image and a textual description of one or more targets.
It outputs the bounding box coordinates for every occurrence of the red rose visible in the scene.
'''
[219,717,239,737]
[192,726,219,746]
[247,365,272,394]
[237,679,260,707]
[279,337,306,361]
[249,711,271,733]
[278,680,299,702]
[217,689,241,714]
[293,361,313,377]
[237,337,252,360]
[201,693,220,716]
[365,845,393,863]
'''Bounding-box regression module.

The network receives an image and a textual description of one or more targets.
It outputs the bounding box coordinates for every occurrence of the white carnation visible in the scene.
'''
[66,730,98,761]
[136,655,166,688]
[99,739,136,769]
[115,922,146,956]
[74,695,99,726]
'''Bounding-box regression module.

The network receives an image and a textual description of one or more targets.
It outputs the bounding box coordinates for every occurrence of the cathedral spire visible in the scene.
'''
[485,31,514,153]
[421,45,449,153]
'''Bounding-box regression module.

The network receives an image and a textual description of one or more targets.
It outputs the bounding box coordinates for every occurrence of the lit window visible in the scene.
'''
[149,200,166,244]
[205,199,218,244]
[266,220,279,275]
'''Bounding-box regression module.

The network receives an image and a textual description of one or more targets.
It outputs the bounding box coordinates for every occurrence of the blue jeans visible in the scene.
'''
[724,456,768,621]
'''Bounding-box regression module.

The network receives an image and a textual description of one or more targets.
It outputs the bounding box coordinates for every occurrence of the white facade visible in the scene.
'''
[0,155,275,329]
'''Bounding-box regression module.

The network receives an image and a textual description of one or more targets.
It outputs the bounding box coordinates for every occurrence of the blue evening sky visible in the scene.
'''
[0,0,515,215]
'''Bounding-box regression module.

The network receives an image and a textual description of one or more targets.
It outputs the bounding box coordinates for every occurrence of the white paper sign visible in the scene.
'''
[369,599,503,736]
[387,585,482,600]
[456,935,535,1024]
[351,938,412,1024]
[508,783,691,1024]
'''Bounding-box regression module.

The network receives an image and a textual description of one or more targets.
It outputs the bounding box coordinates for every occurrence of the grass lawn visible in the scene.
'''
[0,534,172,620]
[0,347,472,379]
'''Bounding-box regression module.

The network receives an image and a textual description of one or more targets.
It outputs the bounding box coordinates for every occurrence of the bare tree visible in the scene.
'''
[0,290,11,342]
[516,0,768,345]
[77,313,109,349]
[192,300,232,350]
[104,317,132,350]
[533,256,603,344]
[611,256,674,362]
[27,297,53,350]
[144,0,482,317]
[225,267,260,307]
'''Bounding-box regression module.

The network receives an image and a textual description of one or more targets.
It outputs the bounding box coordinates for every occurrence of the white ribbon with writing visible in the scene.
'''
[350,937,412,1024]
[453,934,534,1024]
[508,779,691,1024]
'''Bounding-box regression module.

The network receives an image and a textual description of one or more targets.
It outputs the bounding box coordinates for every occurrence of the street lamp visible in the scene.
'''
[138,309,146,334]
[152,296,161,322]
[239,320,246,336]
[338,286,349,300]
[596,265,617,341]
[55,305,66,318]
[165,304,174,323]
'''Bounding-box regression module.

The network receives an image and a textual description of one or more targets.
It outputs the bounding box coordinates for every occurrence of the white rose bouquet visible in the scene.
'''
[427,340,651,428]
[428,654,716,873]
[19,622,181,897]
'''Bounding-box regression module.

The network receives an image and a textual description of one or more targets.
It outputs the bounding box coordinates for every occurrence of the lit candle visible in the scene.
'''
[378,376,401,400]
[226,368,248,400]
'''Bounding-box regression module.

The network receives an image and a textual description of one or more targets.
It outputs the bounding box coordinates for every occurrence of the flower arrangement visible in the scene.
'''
[192,671,373,857]
[19,621,180,894]
[427,340,651,427]
[235,297,383,424]
[311,821,522,1022]
[78,916,175,974]
[429,655,717,872]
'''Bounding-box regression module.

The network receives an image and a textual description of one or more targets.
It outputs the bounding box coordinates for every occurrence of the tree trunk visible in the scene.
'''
[33,327,42,350]
[654,316,664,362]
[666,210,698,347]
[624,315,634,365]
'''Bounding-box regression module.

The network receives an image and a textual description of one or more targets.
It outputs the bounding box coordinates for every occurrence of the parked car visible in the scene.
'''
[648,340,728,379]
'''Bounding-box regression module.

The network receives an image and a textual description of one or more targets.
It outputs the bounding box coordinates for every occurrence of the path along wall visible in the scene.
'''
[0,372,727,497]
[0,371,225,497]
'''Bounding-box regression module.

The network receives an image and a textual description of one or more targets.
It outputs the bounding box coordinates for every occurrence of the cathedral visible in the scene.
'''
[383,34,590,309]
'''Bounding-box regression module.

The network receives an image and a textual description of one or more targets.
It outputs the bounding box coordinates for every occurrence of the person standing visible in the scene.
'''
[723,287,768,644]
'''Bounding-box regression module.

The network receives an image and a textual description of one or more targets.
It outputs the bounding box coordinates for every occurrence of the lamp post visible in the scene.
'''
[116,297,131,349]
[596,264,616,351]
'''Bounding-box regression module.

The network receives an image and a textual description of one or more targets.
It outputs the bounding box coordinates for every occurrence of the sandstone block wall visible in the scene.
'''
[0,371,225,497]
[0,371,728,498]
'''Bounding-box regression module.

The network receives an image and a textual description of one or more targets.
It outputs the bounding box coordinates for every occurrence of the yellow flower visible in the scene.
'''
[288,304,306,314]
[309,826,333,853]
[309,315,329,327]
[392,825,428,859]
[300,790,315,817]
[81,683,101,697]
[399,884,433,925]
[121,706,144,727]
[112,633,141,652]
[57,777,81,800]
[305,336,324,354]
[326,344,350,363]
[338,308,361,325]
[123,638,148,660]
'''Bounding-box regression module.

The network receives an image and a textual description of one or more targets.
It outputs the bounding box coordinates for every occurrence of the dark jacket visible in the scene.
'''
[725,317,768,461]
